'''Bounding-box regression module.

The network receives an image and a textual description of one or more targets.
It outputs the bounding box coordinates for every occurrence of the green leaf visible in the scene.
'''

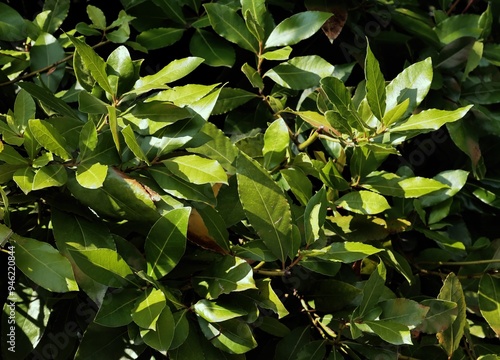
[87,5,106,29]
[385,57,433,118]
[0,144,29,165]
[302,242,383,263]
[253,278,289,319]
[190,29,235,68]
[265,11,331,48]
[437,273,467,357]
[68,247,138,287]
[365,42,386,120]
[264,55,335,90]
[170,309,189,350]
[140,306,175,351]
[236,152,293,263]
[417,299,458,334]
[68,34,113,95]
[32,164,68,190]
[233,240,277,262]
[312,279,362,312]
[260,46,293,61]
[163,155,227,185]
[435,14,482,44]
[18,82,79,120]
[380,298,429,326]
[107,45,136,96]
[257,317,290,337]
[78,91,108,114]
[420,170,469,207]
[281,167,312,206]
[198,317,257,354]
[358,262,386,318]
[106,105,120,153]
[382,98,410,127]
[79,120,98,161]
[303,187,327,245]
[192,256,256,300]
[30,32,66,92]
[187,122,239,175]
[361,320,412,345]
[136,27,184,50]
[194,299,248,322]
[131,57,204,95]
[335,190,390,215]
[479,274,500,336]
[274,326,312,360]
[241,63,264,90]
[94,289,140,327]
[150,166,216,205]
[13,89,35,133]
[132,288,166,330]
[0,3,27,41]
[151,0,186,25]
[149,84,218,107]
[13,235,78,292]
[145,207,190,280]
[76,162,108,189]
[28,119,71,160]
[389,105,472,133]
[13,167,35,194]
[122,125,149,164]
[211,88,256,115]
[295,340,327,360]
[204,3,259,53]
[362,172,449,198]
[263,118,289,170]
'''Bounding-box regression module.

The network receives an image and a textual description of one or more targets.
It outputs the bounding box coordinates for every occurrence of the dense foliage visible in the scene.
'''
[1,0,500,359]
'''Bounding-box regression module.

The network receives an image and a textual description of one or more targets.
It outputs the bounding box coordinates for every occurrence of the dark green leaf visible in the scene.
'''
[479,274,500,336]
[32,164,68,190]
[0,3,27,41]
[94,289,140,327]
[194,299,248,322]
[364,42,386,120]
[190,29,235,68]
[198,317,257,354]
[136,28,184,50]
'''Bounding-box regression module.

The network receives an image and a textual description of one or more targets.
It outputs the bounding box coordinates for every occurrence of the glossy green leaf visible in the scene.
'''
[132,288,166,330]
[361,320,412,345]
[163,155,227,185]
[380,298,429,326]
[0,3,27,41]
[122,125,149,164]
[198,317,257,354]
[187,121,239,175]
[236,152,293,263]
[79,120,98,160]
[479,274,500,336]
[31,33,65,92]
[389,105,472,133]
[304,187,327,245]
[76,162,108,189]
[281,167,312,206]
[94,289,140,327]
[204,3,259,53]
[131,57,204,95]
[28,119,71,160]
[0,144,28,165]
[335,190,390,215]
[437,273,466,357]
[145,207,190,279]
[194,299,248,322]
[265,11,331,48]
[68,34,113,95]
[264,55,335,90]
[87,5,106,29]
[211,88,256,115]
[435,14,482,44]
[257,317,290,337]
[190,29,235,68]
[170,310,189,350]
[18,82,79,120]
[417,299,458,334]
[68,247,138,287]
[362,172,449,198]
[263,118,289,170]
[78,91,108,114]
[302,241,383,263]
[151,0,186,24]
[32,164,68,190]
[385,57,433,118]
[13,89,35,133]
[274,326,312,360]
[192,256,256,300]
[232,240,277,262]
[358,262,386,317]
[13,167,35,194]
[419,170,469,207]
[260,46,293,60]
[107,45,136,96]
[14,235,78,292]
[241,63,264,90]
[136,27,184,50]
[254,278,289,319]
[150,166,216,205]
[365,42,386,120]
